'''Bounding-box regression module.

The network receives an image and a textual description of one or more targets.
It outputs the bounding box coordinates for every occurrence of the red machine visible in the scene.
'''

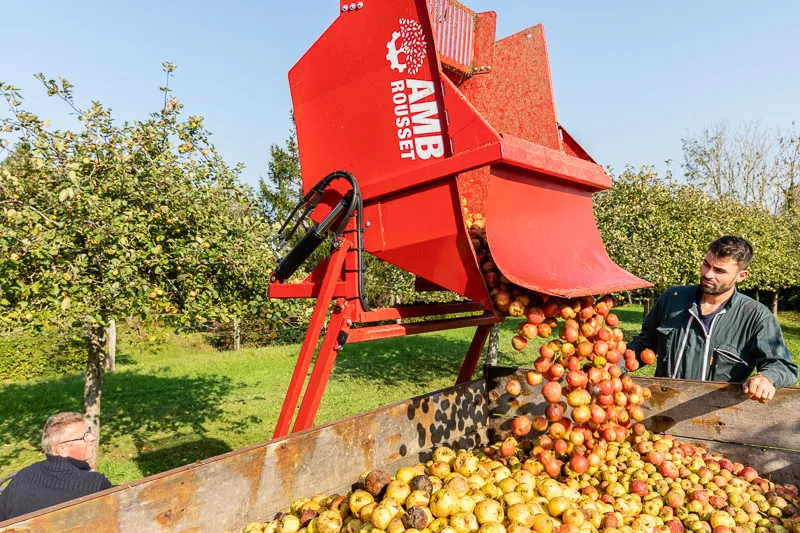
[269,0,651,437]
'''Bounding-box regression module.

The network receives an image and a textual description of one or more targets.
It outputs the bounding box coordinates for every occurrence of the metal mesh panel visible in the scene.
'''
[427,0,475,72]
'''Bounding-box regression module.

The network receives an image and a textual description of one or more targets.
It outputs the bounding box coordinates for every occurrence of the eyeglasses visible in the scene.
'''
[60,431,93,445]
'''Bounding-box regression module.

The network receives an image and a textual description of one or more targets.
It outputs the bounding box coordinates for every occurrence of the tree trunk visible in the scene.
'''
[233,318,241,352]
[486,323,501,366]
[84,324,107,471]
[642,290,654,320]
[395,293,402,324]
[624,291,633,307]
[105,319,116,371]
[772,289,779,318]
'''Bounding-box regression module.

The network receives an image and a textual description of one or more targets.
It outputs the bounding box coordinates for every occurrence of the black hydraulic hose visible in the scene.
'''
[274,171,371,313]
[275,186,325,253]
[317,171,371,313]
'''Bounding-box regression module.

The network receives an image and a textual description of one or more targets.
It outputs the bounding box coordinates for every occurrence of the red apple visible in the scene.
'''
[506,379,522,396]
[641,348,656,365]
[526,371,543,386]
[511,336,527,351]
[512,415,532,437]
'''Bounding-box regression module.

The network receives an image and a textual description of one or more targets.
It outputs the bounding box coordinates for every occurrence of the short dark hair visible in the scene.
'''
[707,236,754,270]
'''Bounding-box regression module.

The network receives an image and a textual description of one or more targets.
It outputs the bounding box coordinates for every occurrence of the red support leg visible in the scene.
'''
[291,299,350,433]
[273,241,351,438]
[456,324,493,384]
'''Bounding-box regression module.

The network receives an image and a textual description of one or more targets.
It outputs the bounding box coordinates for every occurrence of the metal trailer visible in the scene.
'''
[2,367,797,532]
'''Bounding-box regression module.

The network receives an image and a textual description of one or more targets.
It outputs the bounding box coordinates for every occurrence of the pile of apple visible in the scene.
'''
[484,262,659,477]
[227,433,799,533]
[466,204,660,472]
[505,371,651,480]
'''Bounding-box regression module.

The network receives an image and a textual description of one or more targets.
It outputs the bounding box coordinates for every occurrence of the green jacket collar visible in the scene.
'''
[689,285,742,313]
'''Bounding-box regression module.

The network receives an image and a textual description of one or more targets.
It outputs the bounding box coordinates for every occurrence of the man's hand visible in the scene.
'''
[741,374,776,403]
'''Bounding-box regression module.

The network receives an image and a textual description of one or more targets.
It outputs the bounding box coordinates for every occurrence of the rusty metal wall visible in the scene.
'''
[485,366,800,484]
[0,380,488,533]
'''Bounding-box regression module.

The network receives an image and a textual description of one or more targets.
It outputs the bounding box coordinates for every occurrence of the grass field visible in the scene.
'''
[2,305,799,484]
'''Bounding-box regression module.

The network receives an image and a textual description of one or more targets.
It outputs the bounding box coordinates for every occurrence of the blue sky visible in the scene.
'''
[2,1,798,188]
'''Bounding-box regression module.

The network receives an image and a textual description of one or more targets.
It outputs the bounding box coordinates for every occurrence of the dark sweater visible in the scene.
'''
[0,455,112,522]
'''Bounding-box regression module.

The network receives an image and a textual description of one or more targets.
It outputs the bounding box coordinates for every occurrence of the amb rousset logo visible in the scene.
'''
[386,18,445,162]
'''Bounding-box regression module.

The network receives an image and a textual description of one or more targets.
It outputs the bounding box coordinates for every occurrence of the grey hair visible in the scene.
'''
[41,412,85,454]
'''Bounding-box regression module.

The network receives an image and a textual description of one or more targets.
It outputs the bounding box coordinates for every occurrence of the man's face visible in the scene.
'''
[56,421,97,462]
[700,253,748,295]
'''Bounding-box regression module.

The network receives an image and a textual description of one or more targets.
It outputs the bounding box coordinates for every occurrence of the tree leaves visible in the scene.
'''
[58,187,74,202]
[0,70,275,340]
[596,166,800,296]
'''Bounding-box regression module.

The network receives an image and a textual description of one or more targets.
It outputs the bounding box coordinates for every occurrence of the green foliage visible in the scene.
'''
[594,167,710,293]
[258,117,302,226]
[0,69,274,339]
[595,166,800,298]
[0,331,85,380]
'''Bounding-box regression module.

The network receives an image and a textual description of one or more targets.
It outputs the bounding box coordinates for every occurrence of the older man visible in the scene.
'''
[0,412,112,521]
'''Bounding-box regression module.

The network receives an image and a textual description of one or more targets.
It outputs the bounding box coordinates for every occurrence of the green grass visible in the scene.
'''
[2,305,799,484]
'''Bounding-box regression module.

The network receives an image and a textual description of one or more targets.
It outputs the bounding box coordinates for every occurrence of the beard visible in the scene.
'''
[701,279,735,295]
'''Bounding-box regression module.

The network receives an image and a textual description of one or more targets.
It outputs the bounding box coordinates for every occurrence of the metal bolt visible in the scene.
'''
[366,221,371,227]
[342,4,348,11]
[335,304,344,312]
[346,319,353,326]
[357,1,363,8]
[270,275,277,282]
[334,344,343,351]
[349,3,356,10]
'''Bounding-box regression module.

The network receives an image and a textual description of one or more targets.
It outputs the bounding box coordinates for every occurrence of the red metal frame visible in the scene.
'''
[272,239,352,438]
[270,226,502,438]
[270,0,654,438]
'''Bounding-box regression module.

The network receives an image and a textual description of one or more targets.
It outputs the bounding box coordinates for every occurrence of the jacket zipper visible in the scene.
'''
[702,310,725,380]
[688,306,727,381]
[671,326,692,379]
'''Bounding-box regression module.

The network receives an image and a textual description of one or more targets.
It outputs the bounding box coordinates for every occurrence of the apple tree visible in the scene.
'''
[0,65,273,466]
[594,167,712,300]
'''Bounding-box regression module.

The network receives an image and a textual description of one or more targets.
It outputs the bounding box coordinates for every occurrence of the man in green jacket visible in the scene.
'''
[627,235,798,402]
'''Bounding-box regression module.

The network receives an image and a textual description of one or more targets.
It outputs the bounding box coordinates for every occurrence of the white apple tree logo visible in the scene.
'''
[386,18,427,75]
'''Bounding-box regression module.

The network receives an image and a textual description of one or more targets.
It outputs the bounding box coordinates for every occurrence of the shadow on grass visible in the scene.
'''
[134,437,233,476]
[0,371,236,472]
[113,351,137,366]
[332,333,476,386]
